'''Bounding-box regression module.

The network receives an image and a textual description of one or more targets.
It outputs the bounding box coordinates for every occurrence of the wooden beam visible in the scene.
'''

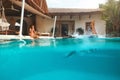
[10,0,51,19]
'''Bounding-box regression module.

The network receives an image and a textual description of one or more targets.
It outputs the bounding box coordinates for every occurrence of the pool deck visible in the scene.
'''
[0,34,107,40]
[0,35,54,40]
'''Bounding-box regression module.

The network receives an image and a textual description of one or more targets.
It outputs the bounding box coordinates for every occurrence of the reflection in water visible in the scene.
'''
[25,39,56,47]
[19,39,26,47]
[0,40,13,44]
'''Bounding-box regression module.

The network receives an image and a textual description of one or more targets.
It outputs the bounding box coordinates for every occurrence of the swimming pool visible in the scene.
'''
[0,38,120,80]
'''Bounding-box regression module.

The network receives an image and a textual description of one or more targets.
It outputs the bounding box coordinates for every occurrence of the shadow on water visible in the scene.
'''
[65,50,77,58]
[65,48,98,58]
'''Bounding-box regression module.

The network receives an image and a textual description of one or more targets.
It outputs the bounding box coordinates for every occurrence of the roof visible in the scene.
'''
[2,0,48,13]
[1,0,50,18]
[23,0,48,13]
[48,8,103,15]
[11,0,51,18]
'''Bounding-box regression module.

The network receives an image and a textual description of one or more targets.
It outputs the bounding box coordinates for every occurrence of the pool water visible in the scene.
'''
[0,38,120,80]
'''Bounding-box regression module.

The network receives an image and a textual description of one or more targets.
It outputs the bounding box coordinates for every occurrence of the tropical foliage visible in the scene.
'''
[76,28,84,35]
[100,0,120,37]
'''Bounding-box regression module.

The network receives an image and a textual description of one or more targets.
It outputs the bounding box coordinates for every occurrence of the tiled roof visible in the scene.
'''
[48,8,102,14]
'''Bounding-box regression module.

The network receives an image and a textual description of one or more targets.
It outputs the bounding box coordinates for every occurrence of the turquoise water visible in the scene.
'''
[0,38,120,80]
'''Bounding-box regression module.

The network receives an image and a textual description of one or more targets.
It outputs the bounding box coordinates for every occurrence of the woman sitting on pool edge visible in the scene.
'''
[29,25,39,39]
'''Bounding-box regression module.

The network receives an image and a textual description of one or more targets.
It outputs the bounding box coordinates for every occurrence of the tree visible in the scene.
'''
[100,0,120,36]
[76,28,84,35]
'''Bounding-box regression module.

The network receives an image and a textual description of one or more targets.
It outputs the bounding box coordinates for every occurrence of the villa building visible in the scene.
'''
[35,8,106,37]
[48,8,106,37]
[0,0,106,39]
[0,0,50,35]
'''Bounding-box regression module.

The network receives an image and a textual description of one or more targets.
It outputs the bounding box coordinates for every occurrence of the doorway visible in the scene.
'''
[61,24,68,36]
[56,21,75,37]
[85,22,92,35]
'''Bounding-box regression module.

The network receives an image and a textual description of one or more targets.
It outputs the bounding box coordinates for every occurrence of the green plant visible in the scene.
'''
[76,28,84,35]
